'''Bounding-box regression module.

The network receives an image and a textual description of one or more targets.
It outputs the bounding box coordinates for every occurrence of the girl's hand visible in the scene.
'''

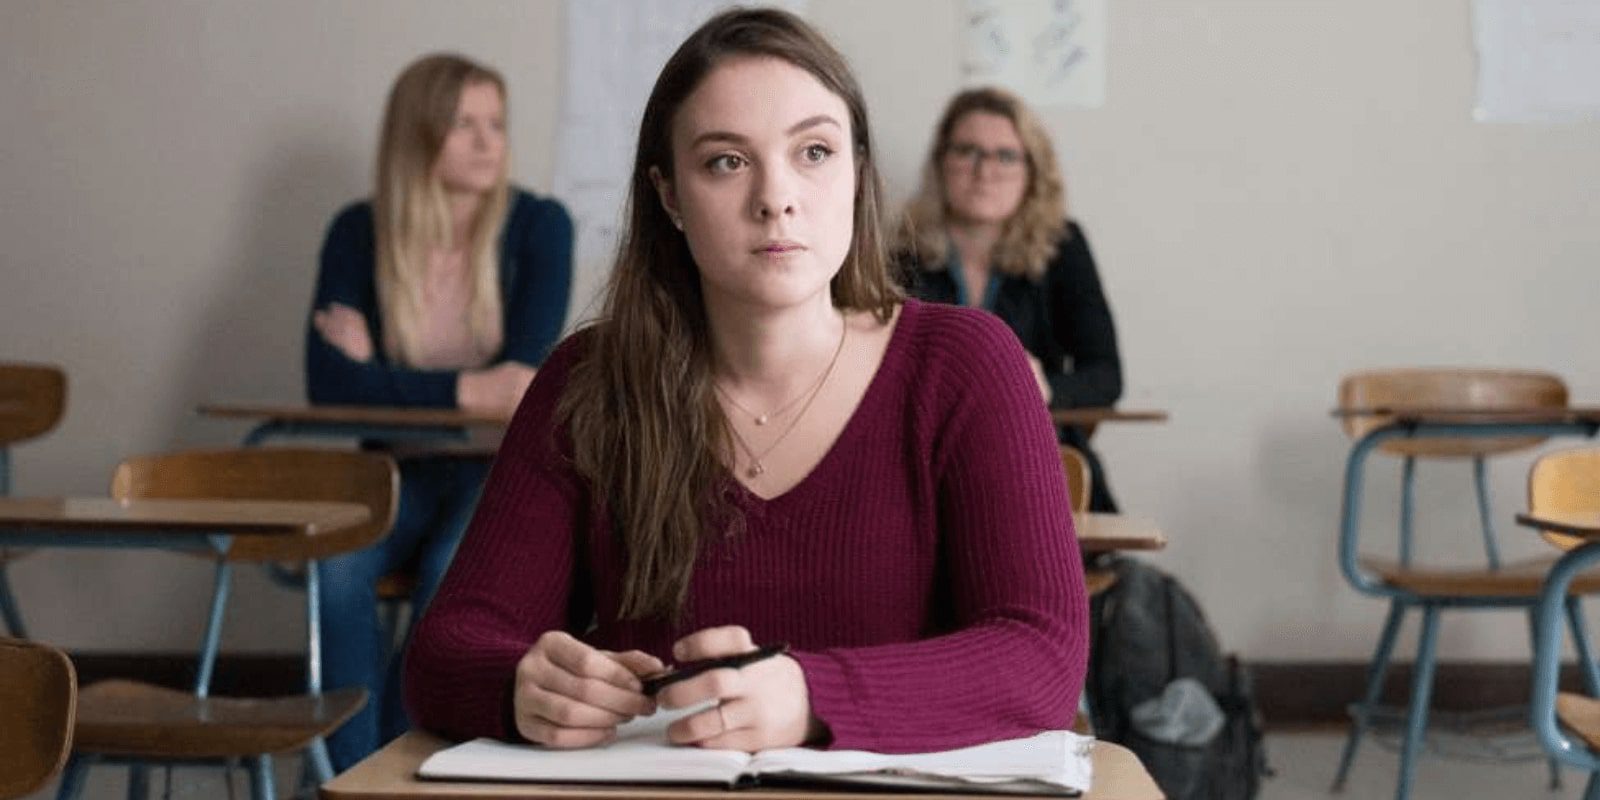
[513,631,663,748]
[458,361,536,415]
[313,303,375,363]
[657,625,819,752]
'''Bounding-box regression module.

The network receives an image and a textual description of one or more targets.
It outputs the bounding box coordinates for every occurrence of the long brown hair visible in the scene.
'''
[557,7,901,621]
[373,53,510,366]
[899,87,1068,280]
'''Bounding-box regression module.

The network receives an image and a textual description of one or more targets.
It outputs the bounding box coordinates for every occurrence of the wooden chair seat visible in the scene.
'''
[1557,692,1600,754]
[1085,568,1118,597]
[1360,555,1600,597]
[0,637,76,800]
[73,680,366,759]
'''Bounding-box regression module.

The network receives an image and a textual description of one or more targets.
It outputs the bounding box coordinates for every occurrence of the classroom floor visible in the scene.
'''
[22,729,1596,799]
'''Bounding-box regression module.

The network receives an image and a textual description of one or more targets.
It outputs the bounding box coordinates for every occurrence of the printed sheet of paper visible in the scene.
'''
[1473,0,1600,122]
[555,0,809,321]
[963,0,1106,108]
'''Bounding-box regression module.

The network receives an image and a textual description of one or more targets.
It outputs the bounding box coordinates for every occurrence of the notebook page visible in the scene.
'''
[748,730,1094,792]
[418,705,751,784]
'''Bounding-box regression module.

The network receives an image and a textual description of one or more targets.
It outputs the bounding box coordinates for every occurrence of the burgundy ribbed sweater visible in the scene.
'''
[404,299,1089,753]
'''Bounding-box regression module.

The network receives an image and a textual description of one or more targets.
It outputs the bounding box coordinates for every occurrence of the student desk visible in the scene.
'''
[205,404,1170,459]
[1330,406,1600,597]
[320,731,1164,800]
[1049,408,1167,427]
[0,497,369,545]
[0,495,372,665]
[1076,513,1165,553]
[0,495,374,789]
[198,403,508,453]
[206,407,1165,435]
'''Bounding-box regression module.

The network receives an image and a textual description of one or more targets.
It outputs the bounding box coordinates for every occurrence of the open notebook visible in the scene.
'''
[418,705,1094,796]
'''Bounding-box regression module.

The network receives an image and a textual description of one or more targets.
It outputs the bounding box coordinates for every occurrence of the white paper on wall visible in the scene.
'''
[962,0,1106,109]
[1473,0,1600,123]
[555,0,809,321]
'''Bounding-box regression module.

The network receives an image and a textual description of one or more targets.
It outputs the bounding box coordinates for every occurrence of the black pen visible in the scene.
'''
[640,642,790,695]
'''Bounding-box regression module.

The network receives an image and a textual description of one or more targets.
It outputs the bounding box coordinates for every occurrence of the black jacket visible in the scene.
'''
[903,220,1122,410]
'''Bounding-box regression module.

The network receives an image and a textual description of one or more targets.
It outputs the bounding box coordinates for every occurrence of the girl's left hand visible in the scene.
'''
[314,302,375,363]
[657,625,820,752]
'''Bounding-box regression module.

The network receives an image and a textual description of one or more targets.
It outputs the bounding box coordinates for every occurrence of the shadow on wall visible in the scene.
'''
[165,124,365,449]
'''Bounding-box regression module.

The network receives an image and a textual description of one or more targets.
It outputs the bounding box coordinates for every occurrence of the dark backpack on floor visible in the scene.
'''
[1088,557,1271,800]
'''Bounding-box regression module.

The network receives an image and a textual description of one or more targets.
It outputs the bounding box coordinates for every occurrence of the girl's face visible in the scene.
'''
[434,81,506,195]
[655,56,857,314]
[939,111,1029,227]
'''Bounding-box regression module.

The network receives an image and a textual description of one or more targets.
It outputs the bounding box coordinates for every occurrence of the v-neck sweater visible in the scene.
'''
[404,298,1089,753]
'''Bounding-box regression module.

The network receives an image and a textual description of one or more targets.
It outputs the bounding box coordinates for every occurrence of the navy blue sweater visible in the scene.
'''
[305,189,574,407]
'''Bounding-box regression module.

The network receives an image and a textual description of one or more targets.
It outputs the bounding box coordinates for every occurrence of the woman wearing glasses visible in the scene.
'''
[898,87,1123,511]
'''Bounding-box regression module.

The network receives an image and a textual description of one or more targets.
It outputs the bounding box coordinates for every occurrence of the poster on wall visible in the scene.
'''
[962,0,1107,108]
[554,0,809,321]
[1472,0,1600,123]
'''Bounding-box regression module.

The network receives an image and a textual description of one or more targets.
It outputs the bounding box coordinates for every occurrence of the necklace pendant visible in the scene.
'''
[755,414,769,426]
[747,461,765,478]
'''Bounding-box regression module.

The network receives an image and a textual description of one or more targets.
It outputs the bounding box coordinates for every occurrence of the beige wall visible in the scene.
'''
[2,1,1597,660]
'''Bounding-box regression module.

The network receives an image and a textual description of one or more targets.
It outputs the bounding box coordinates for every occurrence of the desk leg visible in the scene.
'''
[1396,605,1441,800]
[247,754,276,800]
[194,559,234,698]
[0,560,26,637]
[54,754,94,800]
[304,558,339,784]
[1333,599,1406,791]
[127,763,150,800]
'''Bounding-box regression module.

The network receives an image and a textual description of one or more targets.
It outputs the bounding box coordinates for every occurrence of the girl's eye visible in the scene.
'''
[707,153,746,174]
[801,143,834,164]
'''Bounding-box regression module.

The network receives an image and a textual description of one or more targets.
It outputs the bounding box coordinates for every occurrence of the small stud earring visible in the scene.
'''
[671,216,684,231]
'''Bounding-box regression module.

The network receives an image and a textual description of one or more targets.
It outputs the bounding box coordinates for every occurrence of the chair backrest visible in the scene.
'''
[0,363,66,448]
[1339,368,1567,458]
[0,637,76,800]
[1060,445,1092,513]
[110,448,399,562]
[1529,447,1600,552]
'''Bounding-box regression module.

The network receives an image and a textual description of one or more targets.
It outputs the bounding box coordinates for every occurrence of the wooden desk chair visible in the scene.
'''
[0,637,76,800]
[1527,447,1600,800]
[1062,445,1117,597]
[1332,368,1597,800]
[0,362,67,638]
[1063,445,1109,737]
[57,448,399,800]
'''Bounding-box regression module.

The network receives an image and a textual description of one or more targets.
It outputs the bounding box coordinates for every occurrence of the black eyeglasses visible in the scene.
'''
[943,142,1028,174]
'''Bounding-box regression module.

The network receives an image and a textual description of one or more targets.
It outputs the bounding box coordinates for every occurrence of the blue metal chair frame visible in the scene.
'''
[1332,418,1600,800]
[236,416,479,793]
[0,520,342,800]
[1533,540,1600,800]
[238,417,472,653]
[0,446,30,638]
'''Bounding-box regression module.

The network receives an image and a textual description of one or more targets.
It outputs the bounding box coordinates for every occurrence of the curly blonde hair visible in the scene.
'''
[899,87,1067,281]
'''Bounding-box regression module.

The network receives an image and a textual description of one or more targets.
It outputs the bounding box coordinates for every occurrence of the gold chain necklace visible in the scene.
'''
[718,316,848,479]
[714,338,837,426]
